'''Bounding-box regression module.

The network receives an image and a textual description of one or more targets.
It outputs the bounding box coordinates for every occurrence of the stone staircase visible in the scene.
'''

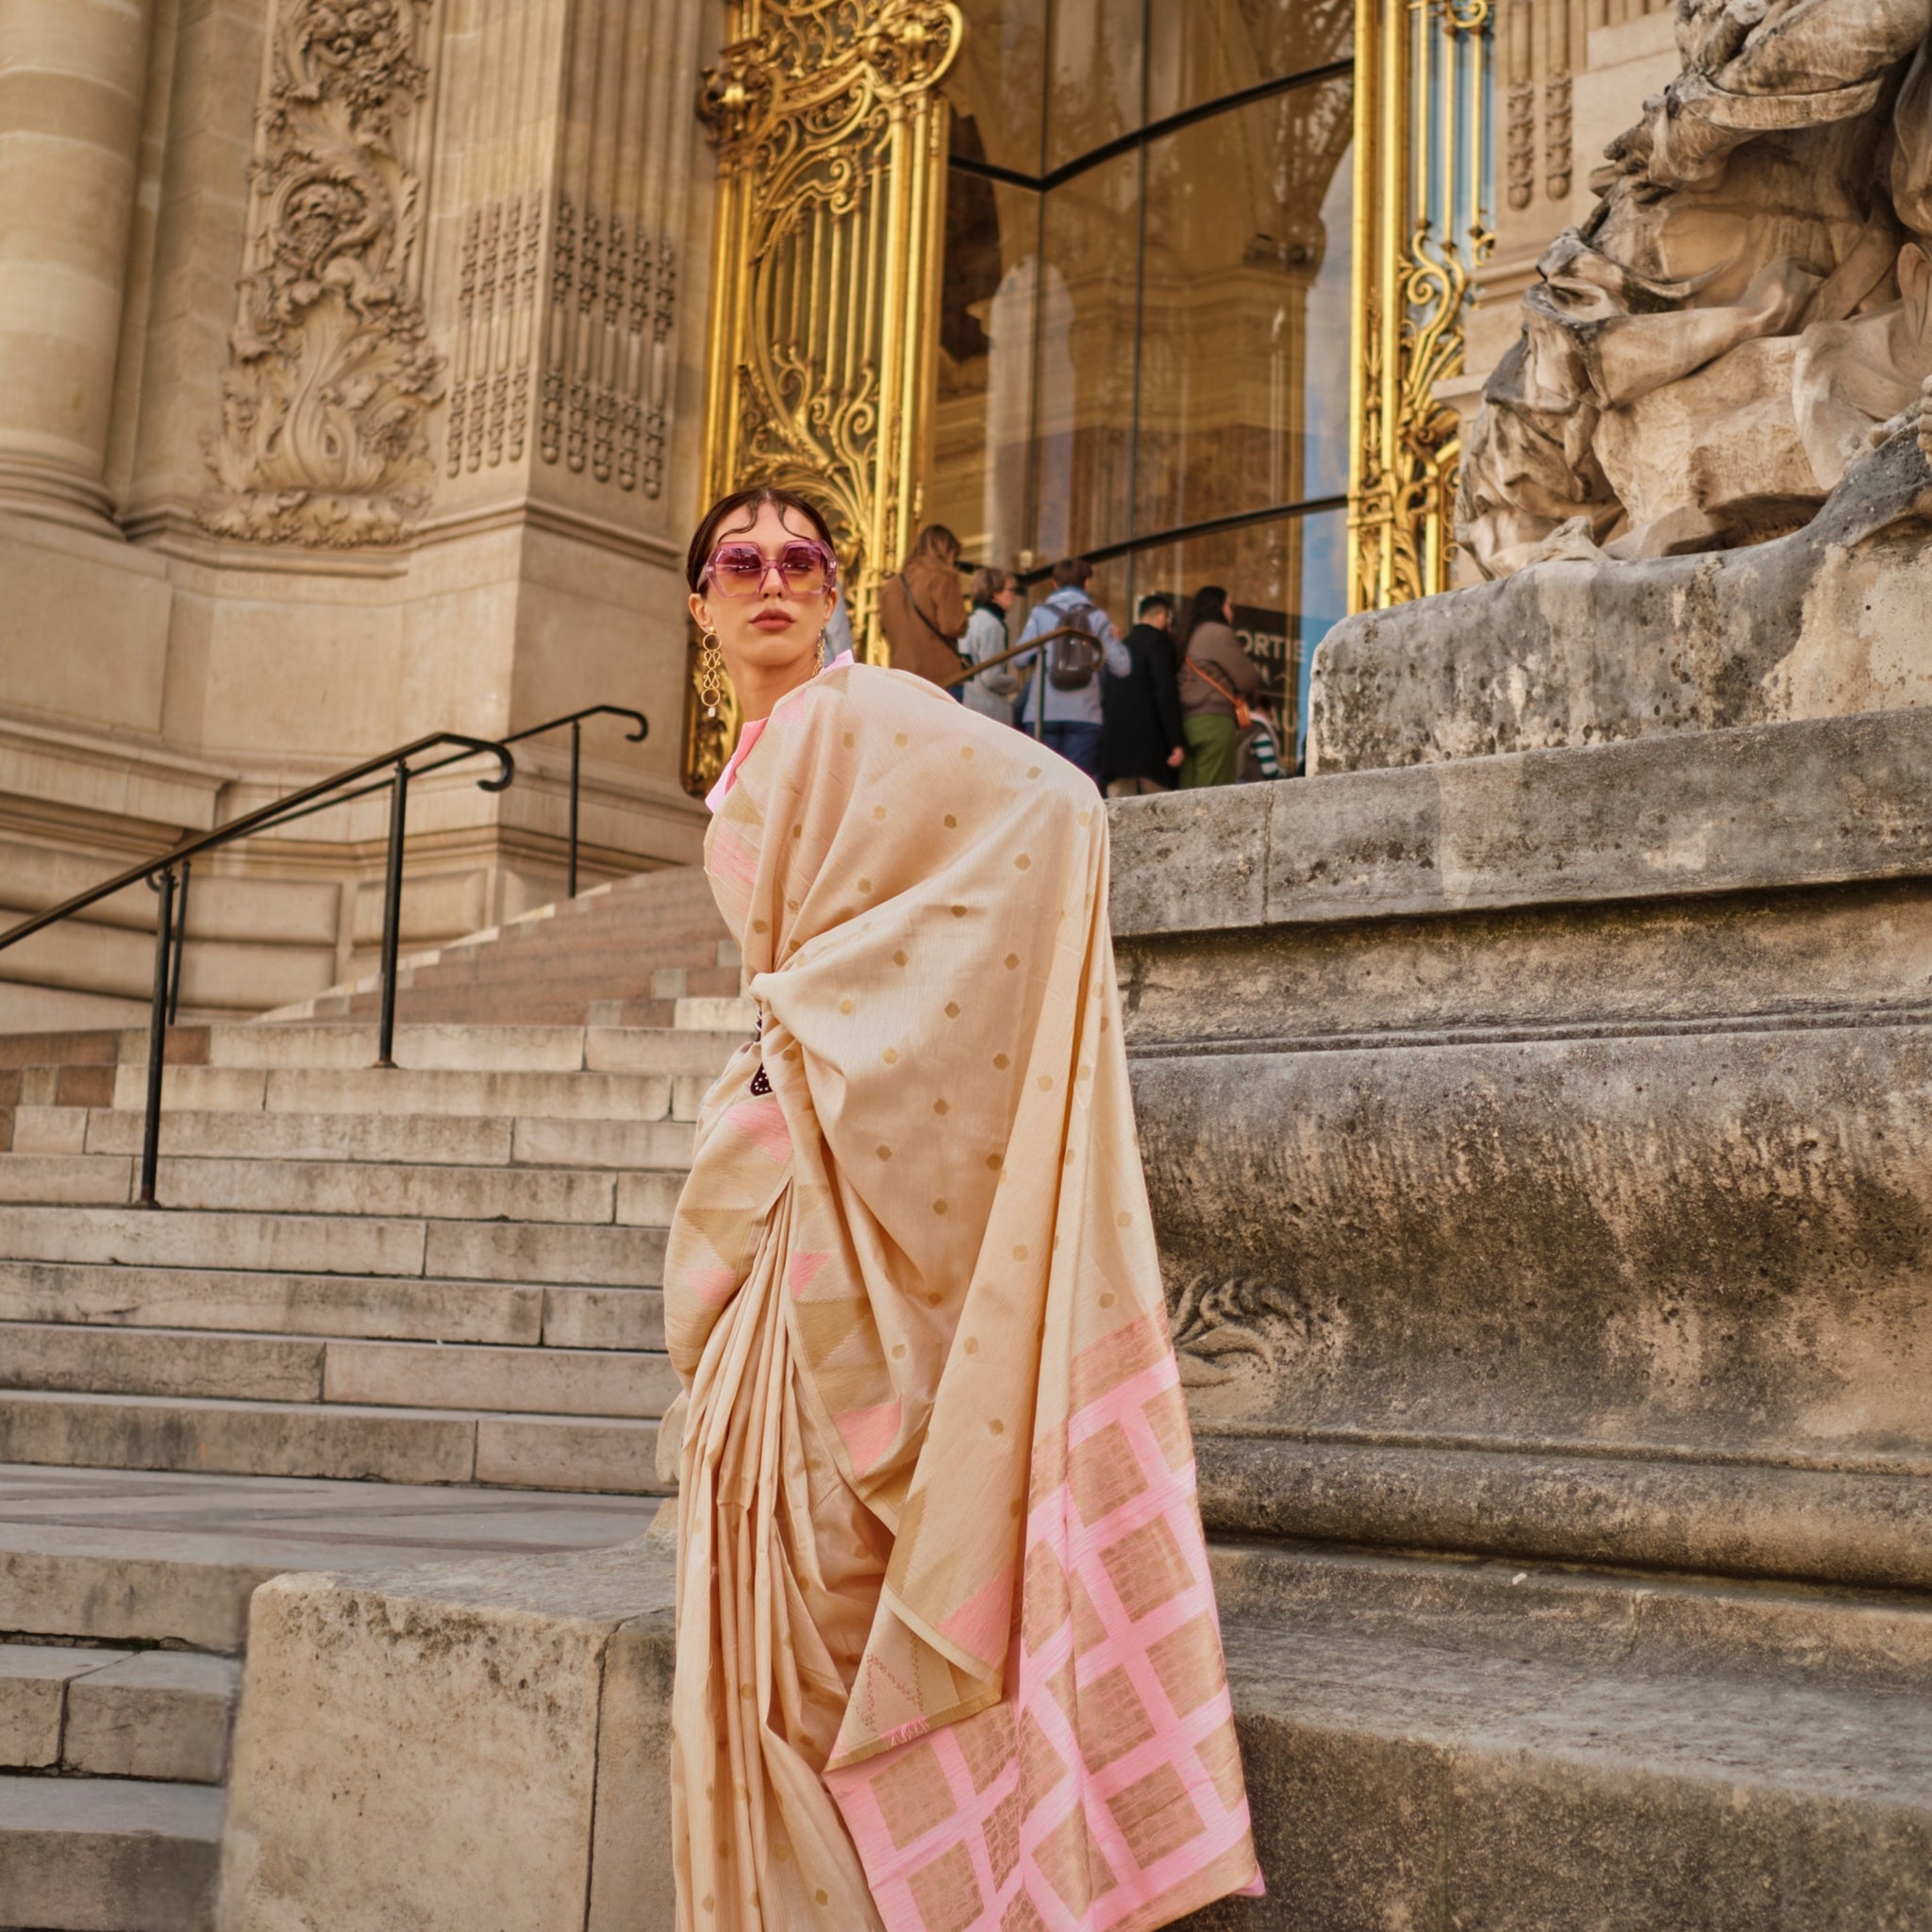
[0,863,741,1930]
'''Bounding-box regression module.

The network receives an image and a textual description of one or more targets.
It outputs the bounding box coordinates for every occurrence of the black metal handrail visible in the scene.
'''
[0,702,649,1208]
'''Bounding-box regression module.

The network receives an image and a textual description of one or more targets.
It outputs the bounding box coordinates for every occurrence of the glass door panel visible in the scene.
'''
[1145,0,1357,123]
[931,171,1042,564]
[1032,148,1141,563]
[1135,78,1355,540]
[1045,0,1146,172]
[949,0,1050,175]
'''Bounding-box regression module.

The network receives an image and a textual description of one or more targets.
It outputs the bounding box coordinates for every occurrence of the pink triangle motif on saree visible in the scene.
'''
[836,1398,903,1473]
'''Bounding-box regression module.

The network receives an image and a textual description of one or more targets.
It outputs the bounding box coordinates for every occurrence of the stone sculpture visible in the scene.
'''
[1459,0,1932,578]
[200,0,445,547]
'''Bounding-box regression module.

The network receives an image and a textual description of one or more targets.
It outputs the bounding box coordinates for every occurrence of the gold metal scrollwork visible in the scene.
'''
[1349,0,1494,613]
[685,0,963,796]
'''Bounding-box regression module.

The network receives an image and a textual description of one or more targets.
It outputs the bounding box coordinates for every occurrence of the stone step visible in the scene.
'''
[0,1391,666,1492]
[675,995,757,1031]
[121,1022,744,1080]
[0,1324,677,1421]
[322,1338,677,1419]
[0,1642,238,1781]
[0,1324,327,1404]
[189,1022,593,1073]
[0,1261,549,1345]
[0,1205,667,1285]
[0,1151,669,1224]
[109,1061,711,1123]
[0,1774,222,1932]
[0,1464,656,1650]
[0,1263,665,1352]
[58,1104,695,1171]
[1213,1573,1932,1924]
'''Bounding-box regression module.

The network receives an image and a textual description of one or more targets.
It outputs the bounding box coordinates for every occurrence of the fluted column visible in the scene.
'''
[0,0,157,531]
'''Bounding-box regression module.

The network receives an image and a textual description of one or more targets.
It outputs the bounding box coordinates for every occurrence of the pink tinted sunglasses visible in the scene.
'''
[703,539,839,599]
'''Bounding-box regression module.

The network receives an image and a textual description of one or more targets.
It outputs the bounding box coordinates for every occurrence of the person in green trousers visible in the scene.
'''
[1177,584,1263,788]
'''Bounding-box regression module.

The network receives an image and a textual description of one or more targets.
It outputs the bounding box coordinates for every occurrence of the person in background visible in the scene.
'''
[1177,584,1263,789]
[961,567,1021,723]
[1100,591,1186,798]
[1012,556,1129,785]
[877,525,968,688]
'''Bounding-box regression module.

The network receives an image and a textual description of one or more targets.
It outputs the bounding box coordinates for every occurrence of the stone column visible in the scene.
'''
[0,0,157,531]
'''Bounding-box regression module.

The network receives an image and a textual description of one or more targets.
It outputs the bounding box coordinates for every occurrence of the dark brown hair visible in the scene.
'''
[1051,556,1093,589]
[686,486,838,591]
[908,524,960,565]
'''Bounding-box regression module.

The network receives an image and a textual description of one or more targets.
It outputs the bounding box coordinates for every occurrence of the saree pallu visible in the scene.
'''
[665,663,1260,1932]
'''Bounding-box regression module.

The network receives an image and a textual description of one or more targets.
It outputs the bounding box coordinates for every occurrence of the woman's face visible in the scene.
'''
[688,501,837,683]
[995,579,1017,611]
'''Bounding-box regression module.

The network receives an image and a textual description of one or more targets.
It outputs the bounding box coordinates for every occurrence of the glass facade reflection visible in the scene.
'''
[932,0,1357,750]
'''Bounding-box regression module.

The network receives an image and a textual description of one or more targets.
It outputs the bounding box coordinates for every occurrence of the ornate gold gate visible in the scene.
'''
[685,0,962,793]
[684,0,1490,791]
[1350,0,1493,612]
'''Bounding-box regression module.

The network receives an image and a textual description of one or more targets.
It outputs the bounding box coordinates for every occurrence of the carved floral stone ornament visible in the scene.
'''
[200,0,444,548]
[1460,0,1932,579]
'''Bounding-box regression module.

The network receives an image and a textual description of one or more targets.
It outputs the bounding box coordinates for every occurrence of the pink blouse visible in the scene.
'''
[705,653,856,814]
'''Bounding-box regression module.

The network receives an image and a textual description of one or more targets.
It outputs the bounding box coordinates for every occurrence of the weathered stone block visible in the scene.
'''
[1309,433,1932,774]
[218,1535,677,1932]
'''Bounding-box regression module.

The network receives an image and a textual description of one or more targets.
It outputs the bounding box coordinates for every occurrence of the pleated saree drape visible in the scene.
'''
[665,662,1260,1932]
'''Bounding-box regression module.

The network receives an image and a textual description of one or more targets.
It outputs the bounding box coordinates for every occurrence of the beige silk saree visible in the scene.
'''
[665,662,1260,1932]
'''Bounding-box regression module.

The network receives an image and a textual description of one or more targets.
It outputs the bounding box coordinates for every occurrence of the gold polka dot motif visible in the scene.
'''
[1005,953,1020,970]
[873,805,887,821]
[994,1053,1010,1070]
[876,1144,892,1160]
[933,1098,949,1115]
[944,813,958,827]
[893,949,908,966]
[882,1048,899,1065]
[951,905,968,919]
[959,747,974,760]
[944,1001,960,1019]
[989,1418,1005,1436]
[963,1337,979,1355]
[1015,854,1032,871]
[894,732,908,746]
[840,998,855,1014]
[933,1199,948,1215]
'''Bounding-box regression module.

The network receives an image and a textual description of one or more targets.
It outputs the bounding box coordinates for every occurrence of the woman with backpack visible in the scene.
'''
[1177,584,1264,789]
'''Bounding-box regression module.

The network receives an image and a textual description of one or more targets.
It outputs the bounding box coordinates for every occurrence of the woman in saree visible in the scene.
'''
[665,485,1262,1932]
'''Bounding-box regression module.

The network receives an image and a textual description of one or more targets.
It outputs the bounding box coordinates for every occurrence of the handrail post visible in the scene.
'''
[139,867,175,1208]
[567,719,582,900]
[375,759,409,1069]
[166,860,191,1026]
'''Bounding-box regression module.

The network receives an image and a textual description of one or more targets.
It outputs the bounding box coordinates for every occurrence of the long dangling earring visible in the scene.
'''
[816,627,829,674]
[699,629,726,719]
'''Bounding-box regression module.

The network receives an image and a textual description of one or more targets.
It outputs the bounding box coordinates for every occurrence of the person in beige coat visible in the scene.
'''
[1177,585,1263,787]
[877,525,968,689]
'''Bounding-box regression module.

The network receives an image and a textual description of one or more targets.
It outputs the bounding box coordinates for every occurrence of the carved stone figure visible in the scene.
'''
[1459,0,1932,578]
[200,0,444,547]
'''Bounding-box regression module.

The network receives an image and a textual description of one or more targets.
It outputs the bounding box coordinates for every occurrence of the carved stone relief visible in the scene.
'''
[541,197,677,497]
[1461,2,1932,579]
[201,0,445,547]
[448,192,542,476]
